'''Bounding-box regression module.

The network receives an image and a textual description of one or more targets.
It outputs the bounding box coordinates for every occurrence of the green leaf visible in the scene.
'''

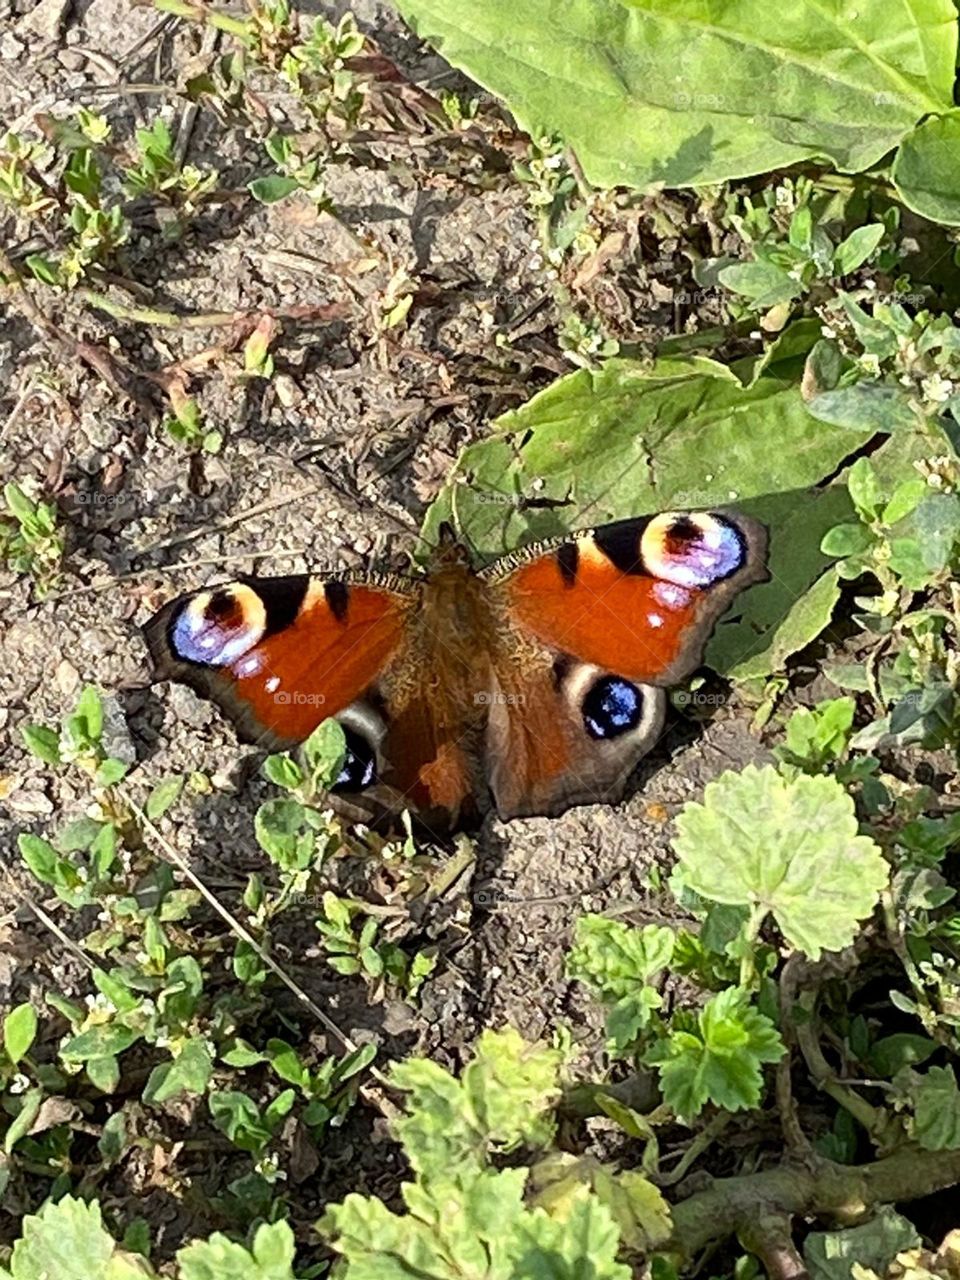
[804,1208,921,1280]
[717,261,799,307]
[820,523,873,557]
[209,1091,272,1154]
[301,718,347,787]
[910,1065,960,1150]
[322,1168,531,1278]
[60,1024,142,1063]
[846,456,884,521]
[145,776,184,821]
[97,1111,128,1164]
[4,1003,37,1066]
[144,1040,213,1104]
[73,684,104,743]
[833,224,886,275]
[4,1088,43,1155]
[780,697,855,770]
[883,475,928,524]
[389,1028,564,1179]
[893,110,960,226]
[178,1220,297,1280]
[805,383,918,433]
[512,1195,631,1279]
[868,1033,937,1078]
[673,765,889,959]
[254,798,317,870]
[247,175,300,203]
[94,758,129,787]
[567,917,674,1051]
[390,0,956,190]
[423,346,879,680]
[261,753,304,791]
[86,1055,121,1094]
[20,723,61,765]
[6,1194,153,1279]
[647,988,784,1118]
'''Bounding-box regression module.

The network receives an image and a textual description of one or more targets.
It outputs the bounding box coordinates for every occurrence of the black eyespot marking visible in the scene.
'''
[324,580,350,624]
[593,519,647,575]
[556,542,579,587]
[331,726,377,791]
[582,676,643,740]
[207,589,238,620]
[664,515,701,552]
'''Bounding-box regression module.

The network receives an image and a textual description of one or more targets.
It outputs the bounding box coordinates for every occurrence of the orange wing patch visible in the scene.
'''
[145,576,412,748]
[495,513,767,686]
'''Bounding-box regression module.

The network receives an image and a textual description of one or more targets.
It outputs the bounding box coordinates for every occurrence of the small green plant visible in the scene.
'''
[0,481,65,597]
[162,386,223,453]
[701,177,896,329]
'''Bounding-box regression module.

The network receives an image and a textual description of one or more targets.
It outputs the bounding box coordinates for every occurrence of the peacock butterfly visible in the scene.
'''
[144,510,768,834]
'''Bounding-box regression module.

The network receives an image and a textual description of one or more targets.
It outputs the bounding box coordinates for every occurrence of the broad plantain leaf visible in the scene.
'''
[423,347,877,678]
[673,765,889,958]
[646,987,784,1118]
[893,110,960,227]
[390,0,956,189]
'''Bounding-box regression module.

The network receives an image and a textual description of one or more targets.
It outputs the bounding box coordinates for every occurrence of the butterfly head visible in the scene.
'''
[430,520,473,570]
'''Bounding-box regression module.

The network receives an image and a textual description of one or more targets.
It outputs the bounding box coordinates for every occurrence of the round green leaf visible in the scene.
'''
[673,765,889,959]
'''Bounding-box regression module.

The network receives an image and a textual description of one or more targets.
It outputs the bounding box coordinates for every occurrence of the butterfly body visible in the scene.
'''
[145,511,768,834]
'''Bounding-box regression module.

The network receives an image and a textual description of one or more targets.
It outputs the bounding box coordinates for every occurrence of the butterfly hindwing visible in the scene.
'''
[483,656,666,820]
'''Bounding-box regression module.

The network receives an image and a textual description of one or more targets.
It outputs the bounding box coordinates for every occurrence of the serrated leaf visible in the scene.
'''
[389,1028,564,1179]
[673,765,888,959]
[647,987,784,1118]
[7,1194,153,1279]
[910,1065,960,1150]
[177,1220,297,1279]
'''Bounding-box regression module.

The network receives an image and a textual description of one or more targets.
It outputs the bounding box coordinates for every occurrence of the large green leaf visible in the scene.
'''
[893,110,960,226]
[673,765,889,959]
[424,343,876,678]
[7,1197,153,1280]
[390,0,956,188]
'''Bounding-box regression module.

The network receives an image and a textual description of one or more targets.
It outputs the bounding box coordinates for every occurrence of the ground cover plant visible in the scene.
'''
[2,0,960,1277]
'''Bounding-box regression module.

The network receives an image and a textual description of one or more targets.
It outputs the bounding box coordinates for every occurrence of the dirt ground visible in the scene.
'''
[0,0,771,1254]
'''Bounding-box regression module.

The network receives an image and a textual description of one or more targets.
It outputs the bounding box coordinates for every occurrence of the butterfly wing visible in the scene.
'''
[144,572,478,832]
[144,573,414,750]
[481,511,767,819]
